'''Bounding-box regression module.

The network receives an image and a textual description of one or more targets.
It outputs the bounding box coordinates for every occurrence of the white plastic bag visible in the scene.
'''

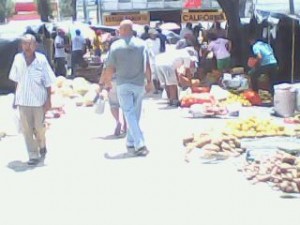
[94,96,106,115]
[13,109,22,134]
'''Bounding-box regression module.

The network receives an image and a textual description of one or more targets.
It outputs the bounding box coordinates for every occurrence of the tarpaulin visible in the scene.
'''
[0,38,20,93]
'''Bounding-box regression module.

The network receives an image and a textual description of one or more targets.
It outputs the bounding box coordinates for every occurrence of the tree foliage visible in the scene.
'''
[0,0,13,23]
[59,0,76,20]
[217,0,243,65]
[36,0,52,22]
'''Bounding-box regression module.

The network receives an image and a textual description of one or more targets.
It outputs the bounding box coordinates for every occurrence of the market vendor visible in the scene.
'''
[93,30,105,57]
[206,32,231,73]
[155,47,198,107]
[71,29,86,77]
[248,36,278,95]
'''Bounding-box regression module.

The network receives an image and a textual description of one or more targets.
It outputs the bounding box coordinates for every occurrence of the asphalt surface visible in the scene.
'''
[0,93,299,225]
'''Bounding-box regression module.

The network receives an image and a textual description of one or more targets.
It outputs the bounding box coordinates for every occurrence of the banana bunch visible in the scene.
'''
[221,93,251,106]
[224,116,293,138]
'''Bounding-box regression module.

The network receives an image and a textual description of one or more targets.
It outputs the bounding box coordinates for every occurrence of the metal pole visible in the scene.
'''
[289,0,295,14]
[98,0,102,24]
[291,18,295,83]
[96,0,99,23]
[83,0,87,22]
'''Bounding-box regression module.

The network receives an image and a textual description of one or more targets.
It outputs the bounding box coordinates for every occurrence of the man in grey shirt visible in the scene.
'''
[100,19,152,157]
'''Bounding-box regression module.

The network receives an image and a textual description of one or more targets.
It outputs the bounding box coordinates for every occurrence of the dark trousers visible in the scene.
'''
[251,63,278,95]
[71,50,84,76]
[55,57,66,77]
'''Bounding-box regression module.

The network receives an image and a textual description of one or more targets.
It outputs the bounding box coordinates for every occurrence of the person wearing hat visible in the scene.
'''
[145,28,162,94]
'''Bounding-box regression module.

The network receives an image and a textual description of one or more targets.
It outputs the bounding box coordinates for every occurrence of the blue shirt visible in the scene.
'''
[252,41,277,66]
[106,36,149,86]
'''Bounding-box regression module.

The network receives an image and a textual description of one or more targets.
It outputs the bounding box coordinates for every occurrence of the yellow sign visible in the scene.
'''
[104,13,150,26]
[181,11,226,23]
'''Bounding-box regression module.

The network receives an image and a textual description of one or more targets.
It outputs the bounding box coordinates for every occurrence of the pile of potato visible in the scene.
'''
[242,151,300,193]
[224,116,294,138]
[183,132,246,162]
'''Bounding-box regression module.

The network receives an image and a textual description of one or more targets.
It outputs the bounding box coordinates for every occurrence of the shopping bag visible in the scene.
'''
[94,96,106,115]
[13,108,22,134]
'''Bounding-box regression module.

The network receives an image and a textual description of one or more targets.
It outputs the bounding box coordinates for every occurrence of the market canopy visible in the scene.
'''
[254,0,300,15]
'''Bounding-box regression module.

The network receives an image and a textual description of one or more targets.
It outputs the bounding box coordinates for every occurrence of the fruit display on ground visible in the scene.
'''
[183,132,246,162]
[223,116,295,138]
[284,114,300,124]
[258,89,272,104]
[240,151,300,193]
[52,76,100,107]
[180,93,216,108]
[220,93,251,107]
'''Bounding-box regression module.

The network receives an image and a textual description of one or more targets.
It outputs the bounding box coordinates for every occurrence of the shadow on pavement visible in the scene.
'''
[7,159,45,172]
[92,133,126,140]
[104,152,145,160]
[158,106,179,110]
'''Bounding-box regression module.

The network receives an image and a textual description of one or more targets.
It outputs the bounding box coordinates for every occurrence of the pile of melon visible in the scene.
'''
[52,76,100,107]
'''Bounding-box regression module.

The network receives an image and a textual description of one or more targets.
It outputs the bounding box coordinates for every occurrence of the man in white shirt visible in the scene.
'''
[145,28,161,94]
[54,29,67,76]
[71,29,86,76]
[9,34,56,166]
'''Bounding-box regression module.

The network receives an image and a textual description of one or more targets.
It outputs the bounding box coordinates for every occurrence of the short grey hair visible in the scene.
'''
[21,34,36,43]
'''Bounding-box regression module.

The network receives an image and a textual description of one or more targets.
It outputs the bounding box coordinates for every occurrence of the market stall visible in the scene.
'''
[74,62,103,84]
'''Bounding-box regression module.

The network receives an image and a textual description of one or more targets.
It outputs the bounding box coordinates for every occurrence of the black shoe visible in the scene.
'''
[27,158,40,166]
[126,145,135,153]
[169,100,180,107]
[134,146,149,157]
[40,147,47,158]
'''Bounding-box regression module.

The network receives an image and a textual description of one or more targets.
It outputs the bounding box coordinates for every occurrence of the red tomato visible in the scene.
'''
[243,91,262,106]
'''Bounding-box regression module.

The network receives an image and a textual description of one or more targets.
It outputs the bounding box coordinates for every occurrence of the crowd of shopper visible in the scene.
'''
[9,18,279,165]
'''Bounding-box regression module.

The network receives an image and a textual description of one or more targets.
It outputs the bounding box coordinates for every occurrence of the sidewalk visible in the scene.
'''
[0,94,299,225]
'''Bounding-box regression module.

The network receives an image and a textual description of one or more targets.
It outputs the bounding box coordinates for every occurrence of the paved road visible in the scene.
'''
[0,94,299,225]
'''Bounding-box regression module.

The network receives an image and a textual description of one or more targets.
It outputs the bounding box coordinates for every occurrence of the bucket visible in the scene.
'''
[274,84,296,117]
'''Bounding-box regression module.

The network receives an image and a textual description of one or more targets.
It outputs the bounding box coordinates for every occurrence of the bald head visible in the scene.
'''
[119,19,133,37]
